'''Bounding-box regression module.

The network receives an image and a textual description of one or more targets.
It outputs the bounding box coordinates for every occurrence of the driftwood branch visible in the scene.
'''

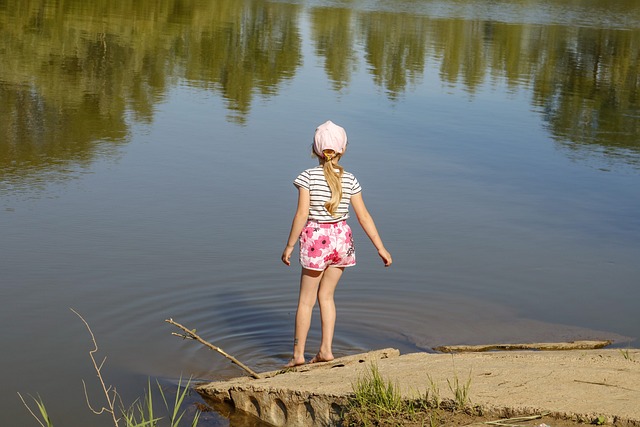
[435,340,612,354]
[574,379,638,392]
[165,318,261,379]
[483,412,549,426]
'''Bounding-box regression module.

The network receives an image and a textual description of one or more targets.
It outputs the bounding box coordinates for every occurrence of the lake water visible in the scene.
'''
[1,0,639,426]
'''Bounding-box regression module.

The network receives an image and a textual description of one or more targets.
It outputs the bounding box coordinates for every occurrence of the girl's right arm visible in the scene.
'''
[350,192,392,267]
[282,187,310,266]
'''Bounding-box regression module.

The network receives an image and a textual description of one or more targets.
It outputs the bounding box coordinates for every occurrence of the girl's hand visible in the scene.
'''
[378,248,392,267]
[282,245,294,266]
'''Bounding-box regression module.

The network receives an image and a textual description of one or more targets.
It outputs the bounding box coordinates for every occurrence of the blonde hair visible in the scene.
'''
[313,148,344,217]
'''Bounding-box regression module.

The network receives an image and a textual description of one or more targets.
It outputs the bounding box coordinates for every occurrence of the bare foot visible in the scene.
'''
[309,352,334,364]
[285,357,305,368]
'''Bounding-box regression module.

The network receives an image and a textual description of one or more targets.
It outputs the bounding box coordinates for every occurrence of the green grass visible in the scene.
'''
[18,393,54,427]
[426,374,441,409]
[446,369,472,408]
[619,348,634,361]
[21,379,201,427]
[121,377,201,427]
[343,363,474,426]
[20,310,202,427]
[344,363,415,426]
[158,377,201,427]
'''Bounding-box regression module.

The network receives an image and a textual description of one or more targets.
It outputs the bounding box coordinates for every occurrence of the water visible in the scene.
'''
[1,0,639,426]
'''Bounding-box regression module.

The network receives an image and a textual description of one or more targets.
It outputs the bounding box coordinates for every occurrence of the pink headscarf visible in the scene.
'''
[313,120,348,158]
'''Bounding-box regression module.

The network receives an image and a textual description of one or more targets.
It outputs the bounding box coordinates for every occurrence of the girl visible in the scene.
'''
[281,120,392,367]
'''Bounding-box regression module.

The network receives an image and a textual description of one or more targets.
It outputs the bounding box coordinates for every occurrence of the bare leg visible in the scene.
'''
[310,266,344,363]
[286,268,324,367]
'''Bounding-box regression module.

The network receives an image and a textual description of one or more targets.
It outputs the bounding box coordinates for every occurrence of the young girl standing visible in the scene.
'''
[281,120,392,367]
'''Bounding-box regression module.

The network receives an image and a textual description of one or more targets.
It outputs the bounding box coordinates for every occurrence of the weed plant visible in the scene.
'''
[17,394,54,427]
[19,309,201,427]
[619,348,634,361]
[21,376,201,427]
[343,363,475,426]
[426,374,440,408]
[121,377,201,427]
[446,369,472,408]
[344,363,416,426]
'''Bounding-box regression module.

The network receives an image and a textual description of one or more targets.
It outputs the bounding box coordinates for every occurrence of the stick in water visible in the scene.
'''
[165,318,261,379]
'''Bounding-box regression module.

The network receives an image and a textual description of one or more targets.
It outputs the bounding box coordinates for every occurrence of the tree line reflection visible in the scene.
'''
[1,0,639,185]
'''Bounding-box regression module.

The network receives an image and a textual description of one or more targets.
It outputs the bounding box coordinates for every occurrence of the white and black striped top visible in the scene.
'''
[294,165,362,223]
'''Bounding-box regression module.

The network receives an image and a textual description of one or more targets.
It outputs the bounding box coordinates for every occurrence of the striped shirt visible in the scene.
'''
[294,165,362,223]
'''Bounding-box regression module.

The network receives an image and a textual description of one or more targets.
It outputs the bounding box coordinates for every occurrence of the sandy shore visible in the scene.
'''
[197,348,640,426]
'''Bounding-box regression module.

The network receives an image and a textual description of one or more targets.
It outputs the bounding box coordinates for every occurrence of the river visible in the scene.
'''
[1,1,639,426]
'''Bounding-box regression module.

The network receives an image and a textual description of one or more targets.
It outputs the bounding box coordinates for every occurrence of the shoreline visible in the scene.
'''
[197,347,640,426]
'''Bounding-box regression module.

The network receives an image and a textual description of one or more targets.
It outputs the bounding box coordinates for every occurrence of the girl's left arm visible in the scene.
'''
[351,192,392,267]
[282,187,310,266]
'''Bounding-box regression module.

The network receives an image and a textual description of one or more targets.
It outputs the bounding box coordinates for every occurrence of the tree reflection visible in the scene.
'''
[0,0,302,186]
[532,26,640,162]
[310,7,356,91]
[354,11,640,163]
[359,11,429,100]
[1,0,639,187]
[182,1,301,123]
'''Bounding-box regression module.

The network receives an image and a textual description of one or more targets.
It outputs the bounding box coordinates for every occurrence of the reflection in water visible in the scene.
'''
[2,2,639,426]
[0,0,303,194]
[359,11,429,100]
[310,7,356,91]
[533,27,640,165]
[1,0,639,185]
[177,1,302,123]
[0,82,128,193]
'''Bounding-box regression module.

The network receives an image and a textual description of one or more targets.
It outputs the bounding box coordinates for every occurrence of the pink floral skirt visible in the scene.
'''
[299,220,356,271]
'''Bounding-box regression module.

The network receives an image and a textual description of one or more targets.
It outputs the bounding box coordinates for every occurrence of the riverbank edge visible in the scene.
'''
[196,347,640,426]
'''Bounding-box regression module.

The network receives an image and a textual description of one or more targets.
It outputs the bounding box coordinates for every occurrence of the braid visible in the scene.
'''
[322,154,344,217]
